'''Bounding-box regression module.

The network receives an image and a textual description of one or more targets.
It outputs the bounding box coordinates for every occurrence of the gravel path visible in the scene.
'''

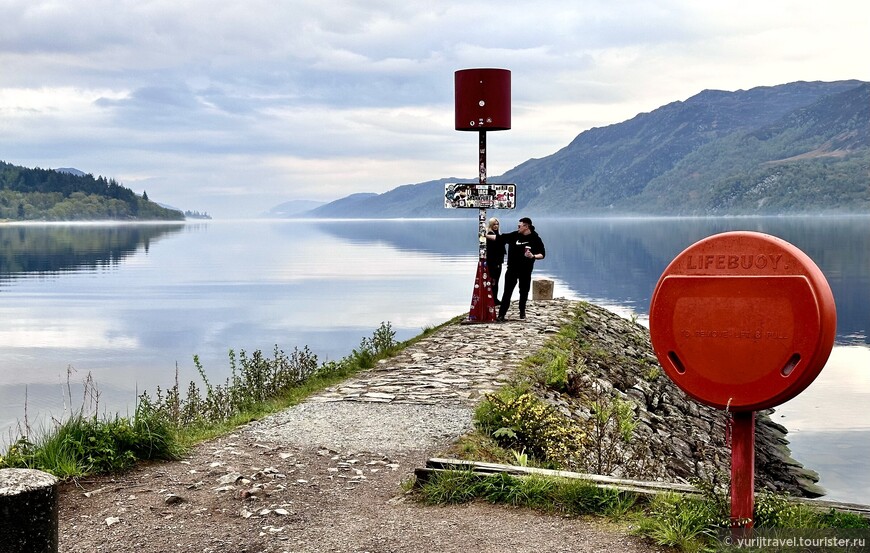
[57,299,670,552]
[247,403,475,454]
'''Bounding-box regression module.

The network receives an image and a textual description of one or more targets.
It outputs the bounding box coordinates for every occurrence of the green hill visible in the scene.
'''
[0,162,184,221]
[304,80,869,217]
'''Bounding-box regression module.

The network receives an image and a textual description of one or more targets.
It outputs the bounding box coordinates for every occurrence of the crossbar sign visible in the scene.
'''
[444,183,516,209]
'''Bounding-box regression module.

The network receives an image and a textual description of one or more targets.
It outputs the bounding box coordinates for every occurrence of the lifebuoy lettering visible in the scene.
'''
[685,253,783,271]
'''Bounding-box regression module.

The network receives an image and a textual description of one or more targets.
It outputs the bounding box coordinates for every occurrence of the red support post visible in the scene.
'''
[730,410,755,528]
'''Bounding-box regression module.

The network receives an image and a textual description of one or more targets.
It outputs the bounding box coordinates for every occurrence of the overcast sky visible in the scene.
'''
[1,1,868,217]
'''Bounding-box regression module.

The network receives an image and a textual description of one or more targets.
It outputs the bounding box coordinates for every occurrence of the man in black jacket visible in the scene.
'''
[493,217,545,321]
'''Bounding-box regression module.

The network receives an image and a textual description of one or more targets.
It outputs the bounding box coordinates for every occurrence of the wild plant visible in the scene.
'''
[417,469,481,504]
[352,321,397,369]
[0,400,180,476]
[511,448,529,467]
[635,492,721,553]
[585,382,638,475]
[418,469,641,520]
[138,322,396,430]
[475,388,587,468]
[141,344,322,428]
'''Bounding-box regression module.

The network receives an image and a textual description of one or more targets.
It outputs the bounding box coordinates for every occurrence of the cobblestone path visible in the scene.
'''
[308,298,576,406]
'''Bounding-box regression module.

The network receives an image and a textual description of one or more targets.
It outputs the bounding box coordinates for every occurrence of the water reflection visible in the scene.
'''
[776,346,870,502]
[0,220,477,446]
[304,217,478,258]
[314,216,870,345]
[0,223,185,279]
[779,346,870,431]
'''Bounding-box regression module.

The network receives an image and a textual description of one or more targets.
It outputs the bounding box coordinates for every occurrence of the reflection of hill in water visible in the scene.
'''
[309,218,480,258]
[314,217,870,345]
[0,224,185,277]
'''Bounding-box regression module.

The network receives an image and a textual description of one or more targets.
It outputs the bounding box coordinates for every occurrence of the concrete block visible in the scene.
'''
[532,279,554,300]
[0,468,59,553]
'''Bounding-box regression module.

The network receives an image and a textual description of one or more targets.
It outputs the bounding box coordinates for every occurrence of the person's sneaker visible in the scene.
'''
[519,313,526,320]
[496,316,506,323]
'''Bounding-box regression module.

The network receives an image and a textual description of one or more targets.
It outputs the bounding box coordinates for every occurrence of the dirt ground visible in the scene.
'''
[57,429,672,553]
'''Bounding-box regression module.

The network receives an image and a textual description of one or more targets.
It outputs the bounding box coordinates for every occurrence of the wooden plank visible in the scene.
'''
[792,497,870,516]
[413,467,670,498]
[419,458,870,518]
[425,457,698,493]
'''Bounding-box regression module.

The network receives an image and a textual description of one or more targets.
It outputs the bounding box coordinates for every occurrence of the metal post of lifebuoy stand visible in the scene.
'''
[730,411,755,526]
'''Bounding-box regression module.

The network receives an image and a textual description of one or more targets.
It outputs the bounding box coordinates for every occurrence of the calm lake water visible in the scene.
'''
[1,217,867,503]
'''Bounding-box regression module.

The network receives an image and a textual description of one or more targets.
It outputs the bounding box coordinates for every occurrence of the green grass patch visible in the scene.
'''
[416,470,868,552]
[417,469,637,518]
[1,406,182,477]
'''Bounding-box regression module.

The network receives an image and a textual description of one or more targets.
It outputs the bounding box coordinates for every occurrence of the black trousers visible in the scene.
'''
[488,262,502,303]
[498,267,532,318]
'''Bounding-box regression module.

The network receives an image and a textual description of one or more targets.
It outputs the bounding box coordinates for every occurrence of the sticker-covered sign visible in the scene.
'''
[444,183,516,209]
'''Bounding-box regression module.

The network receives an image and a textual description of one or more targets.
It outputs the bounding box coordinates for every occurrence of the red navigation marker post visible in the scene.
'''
[450,68,513,323]
[649,231,836,527]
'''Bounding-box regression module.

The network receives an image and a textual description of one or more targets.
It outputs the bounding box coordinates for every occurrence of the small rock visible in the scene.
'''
[105,517,120,527]
[235,487,264,500]
[83,487,106,498]
[217,472,243,485]
[164,494,185,505]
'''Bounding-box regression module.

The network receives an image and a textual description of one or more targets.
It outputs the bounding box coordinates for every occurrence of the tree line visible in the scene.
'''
[0,161,185,221]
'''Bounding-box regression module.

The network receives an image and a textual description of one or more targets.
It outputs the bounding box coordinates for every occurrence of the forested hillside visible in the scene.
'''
[0,162,184,221]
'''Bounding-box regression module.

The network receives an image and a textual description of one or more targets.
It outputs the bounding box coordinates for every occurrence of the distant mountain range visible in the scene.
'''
[56,167,87,177]
[294,80,869,218]
[263,199,327,218]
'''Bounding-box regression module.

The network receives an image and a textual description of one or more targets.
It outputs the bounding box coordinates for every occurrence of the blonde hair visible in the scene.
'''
[485,217,500,233]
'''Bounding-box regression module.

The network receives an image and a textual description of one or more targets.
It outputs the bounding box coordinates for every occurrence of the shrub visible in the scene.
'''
[475,388,586,467]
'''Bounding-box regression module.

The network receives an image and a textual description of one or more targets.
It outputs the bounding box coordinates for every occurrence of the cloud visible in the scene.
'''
[1,0,868,216]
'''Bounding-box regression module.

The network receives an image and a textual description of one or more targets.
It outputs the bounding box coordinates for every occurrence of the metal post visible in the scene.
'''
[478,130,488,259]
[465,130,496,323]
[730,410,755,528]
